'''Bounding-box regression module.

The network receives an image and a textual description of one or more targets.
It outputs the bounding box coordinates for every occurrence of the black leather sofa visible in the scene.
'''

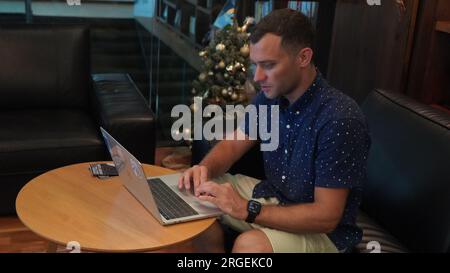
[0,25,155,215]
[192,89,450,253]
[355,89,449,253]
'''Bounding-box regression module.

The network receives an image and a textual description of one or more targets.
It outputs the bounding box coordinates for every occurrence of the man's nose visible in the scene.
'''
[253,66,267,83]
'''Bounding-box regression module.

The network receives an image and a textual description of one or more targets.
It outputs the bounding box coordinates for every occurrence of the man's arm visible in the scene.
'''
[197,182,349,234]
[254,187,349,233]
[252,119,368,234]
[178,129,257,195]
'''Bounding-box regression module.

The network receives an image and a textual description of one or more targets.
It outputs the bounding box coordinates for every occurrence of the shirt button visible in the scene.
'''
[286,124,291,129]
[282,176,286,180]
[285,149,288,154]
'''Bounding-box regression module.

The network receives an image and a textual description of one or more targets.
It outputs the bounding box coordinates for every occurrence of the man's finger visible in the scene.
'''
[200,167,208,185]
[183,170,192,190]
[193,167,200,193]
[197,182,219,197]
[198,195,216,204]
[178,173,184,189]
[195,167,208,196]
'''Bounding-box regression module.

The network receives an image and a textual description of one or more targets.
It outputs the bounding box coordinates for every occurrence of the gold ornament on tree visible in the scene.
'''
[240,44,250,57]
[198,73,207,82]
[216,43,226,51]
[241,17,255,33]
[192,16,256,106]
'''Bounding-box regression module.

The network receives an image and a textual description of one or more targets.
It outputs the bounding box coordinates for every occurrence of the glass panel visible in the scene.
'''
[137,11,199,147]
[149,37,198,147]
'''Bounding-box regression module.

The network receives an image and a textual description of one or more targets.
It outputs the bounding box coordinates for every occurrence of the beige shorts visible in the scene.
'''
[214,173,339,253]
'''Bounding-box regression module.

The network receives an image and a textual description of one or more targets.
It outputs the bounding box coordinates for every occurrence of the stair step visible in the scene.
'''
[91,67,145,74]
[154,60,187,68]
[91,30,138,43]
[91,41,141,54]
[152,71,197,82]
[156,82,192,94]
[158,97,191,108]
[91,54,144,70]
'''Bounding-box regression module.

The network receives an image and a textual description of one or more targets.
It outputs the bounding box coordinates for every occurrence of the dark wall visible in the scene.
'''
[406,0,450,108]
[327,0,419,104]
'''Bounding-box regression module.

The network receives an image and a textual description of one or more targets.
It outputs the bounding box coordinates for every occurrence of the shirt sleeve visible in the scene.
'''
[315,118,370,189]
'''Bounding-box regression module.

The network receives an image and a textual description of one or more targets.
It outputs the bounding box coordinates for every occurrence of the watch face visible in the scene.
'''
[248,200,261,213]
[246,200,261,223]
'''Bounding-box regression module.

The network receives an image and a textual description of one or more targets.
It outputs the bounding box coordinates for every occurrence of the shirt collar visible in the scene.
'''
[279,69,325,113]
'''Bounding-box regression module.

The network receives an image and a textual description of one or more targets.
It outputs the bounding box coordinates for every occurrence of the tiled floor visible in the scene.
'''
[0,147,194,253]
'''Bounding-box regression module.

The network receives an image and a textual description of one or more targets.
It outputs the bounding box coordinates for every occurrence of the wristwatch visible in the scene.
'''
[245,200,262,223]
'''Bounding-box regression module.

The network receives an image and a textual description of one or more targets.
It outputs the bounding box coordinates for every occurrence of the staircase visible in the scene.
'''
[0,12,199,147]
[145,34,199,147]
[87,18,150,100]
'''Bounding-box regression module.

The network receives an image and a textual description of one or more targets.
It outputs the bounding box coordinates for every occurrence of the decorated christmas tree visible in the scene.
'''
[191,18,255,107]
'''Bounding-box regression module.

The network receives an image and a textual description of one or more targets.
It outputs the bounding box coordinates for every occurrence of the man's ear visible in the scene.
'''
[296,47,314,68]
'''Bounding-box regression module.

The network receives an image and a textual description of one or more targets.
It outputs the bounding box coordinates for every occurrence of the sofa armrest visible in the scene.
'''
[91,73,155,164]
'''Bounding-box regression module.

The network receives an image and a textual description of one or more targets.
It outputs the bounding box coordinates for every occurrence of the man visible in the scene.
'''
[179,8,371,253]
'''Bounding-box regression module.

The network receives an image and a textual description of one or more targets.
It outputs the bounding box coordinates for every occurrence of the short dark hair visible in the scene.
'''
[250,8,315,54]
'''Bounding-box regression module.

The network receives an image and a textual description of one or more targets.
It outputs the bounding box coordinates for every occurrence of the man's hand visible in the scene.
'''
[197,182,248,220]
[178,165,209,196]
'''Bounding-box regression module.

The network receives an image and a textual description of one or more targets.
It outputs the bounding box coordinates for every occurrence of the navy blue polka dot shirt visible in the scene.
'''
[241,71,371,252]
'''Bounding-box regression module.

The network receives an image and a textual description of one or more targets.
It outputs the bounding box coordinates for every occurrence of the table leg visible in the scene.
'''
[47,241,57,253]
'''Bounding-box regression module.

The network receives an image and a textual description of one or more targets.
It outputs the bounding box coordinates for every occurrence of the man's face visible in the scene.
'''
[250,34,302,100]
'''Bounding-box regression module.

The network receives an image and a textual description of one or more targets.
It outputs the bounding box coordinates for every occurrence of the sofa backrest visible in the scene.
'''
[361,89,450,252]
[0,24,90,110]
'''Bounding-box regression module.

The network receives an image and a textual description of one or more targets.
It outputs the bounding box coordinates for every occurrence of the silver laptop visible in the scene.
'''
[100,127,223,225]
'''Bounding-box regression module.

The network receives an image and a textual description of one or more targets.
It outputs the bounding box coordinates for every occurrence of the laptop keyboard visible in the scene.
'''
[147,178,199,220]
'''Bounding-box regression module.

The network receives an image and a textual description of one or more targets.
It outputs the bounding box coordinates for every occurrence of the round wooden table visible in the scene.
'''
[16,162,216,252]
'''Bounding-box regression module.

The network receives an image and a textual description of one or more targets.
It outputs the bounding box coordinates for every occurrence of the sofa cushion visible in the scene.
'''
[355,211,409,253]
[361,89,450,252]
[0,109,106,175]
[0,25,90,110]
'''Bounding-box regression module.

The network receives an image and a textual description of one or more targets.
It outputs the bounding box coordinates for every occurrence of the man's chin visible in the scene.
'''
[262,90,277,100]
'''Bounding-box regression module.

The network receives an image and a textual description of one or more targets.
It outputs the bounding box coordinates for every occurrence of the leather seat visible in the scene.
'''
[355,210,408,253]
[0,24,156,215]
[359,89,450,253]
[0,109,104,175]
